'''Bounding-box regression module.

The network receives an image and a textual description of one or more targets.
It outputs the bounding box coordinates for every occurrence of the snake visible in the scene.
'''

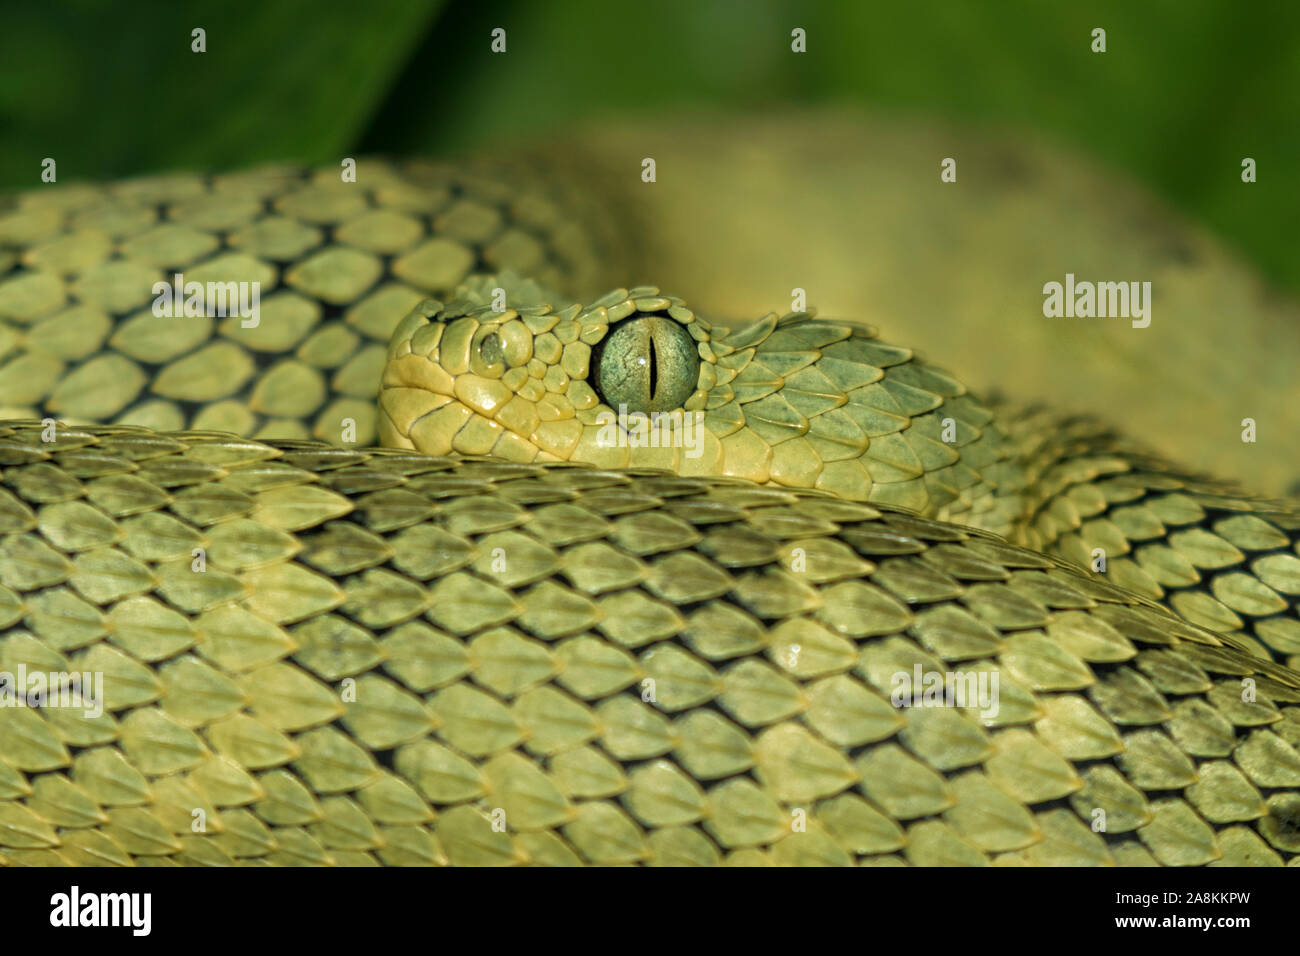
[2,149,1300,868]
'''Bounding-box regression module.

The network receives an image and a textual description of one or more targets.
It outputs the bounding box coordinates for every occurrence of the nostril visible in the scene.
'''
[481,333,504,366]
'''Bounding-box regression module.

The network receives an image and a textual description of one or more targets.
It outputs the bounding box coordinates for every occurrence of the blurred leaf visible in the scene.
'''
[361,0,805,156]
[2,0,1297,295]
[0,0,444,186]
[364,0,1300,293]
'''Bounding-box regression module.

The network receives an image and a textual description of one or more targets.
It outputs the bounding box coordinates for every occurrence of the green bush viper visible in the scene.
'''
[1,138,1300,867]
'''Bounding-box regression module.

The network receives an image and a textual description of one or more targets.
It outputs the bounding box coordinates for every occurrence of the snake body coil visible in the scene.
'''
[1,159,1299,866]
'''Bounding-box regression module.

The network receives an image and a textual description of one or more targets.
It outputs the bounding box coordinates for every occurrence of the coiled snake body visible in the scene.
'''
[1,157,1300,866]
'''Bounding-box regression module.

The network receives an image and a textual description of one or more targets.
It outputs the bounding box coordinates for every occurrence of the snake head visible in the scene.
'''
[380,278,1012,530]
[380,279,717,468]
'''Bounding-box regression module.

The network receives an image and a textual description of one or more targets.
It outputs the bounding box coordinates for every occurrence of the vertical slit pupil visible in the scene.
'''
[648,336,658,400]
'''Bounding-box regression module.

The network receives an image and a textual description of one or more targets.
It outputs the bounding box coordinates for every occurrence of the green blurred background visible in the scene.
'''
[1,0,1296,293]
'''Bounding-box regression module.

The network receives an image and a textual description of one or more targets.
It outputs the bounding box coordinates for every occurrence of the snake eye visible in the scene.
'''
[593,315,699,414]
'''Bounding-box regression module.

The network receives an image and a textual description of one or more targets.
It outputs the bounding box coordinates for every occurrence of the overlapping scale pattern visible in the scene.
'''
[0,161,614,447]
[2,423,1300,866]
[1002,409,1300,669]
